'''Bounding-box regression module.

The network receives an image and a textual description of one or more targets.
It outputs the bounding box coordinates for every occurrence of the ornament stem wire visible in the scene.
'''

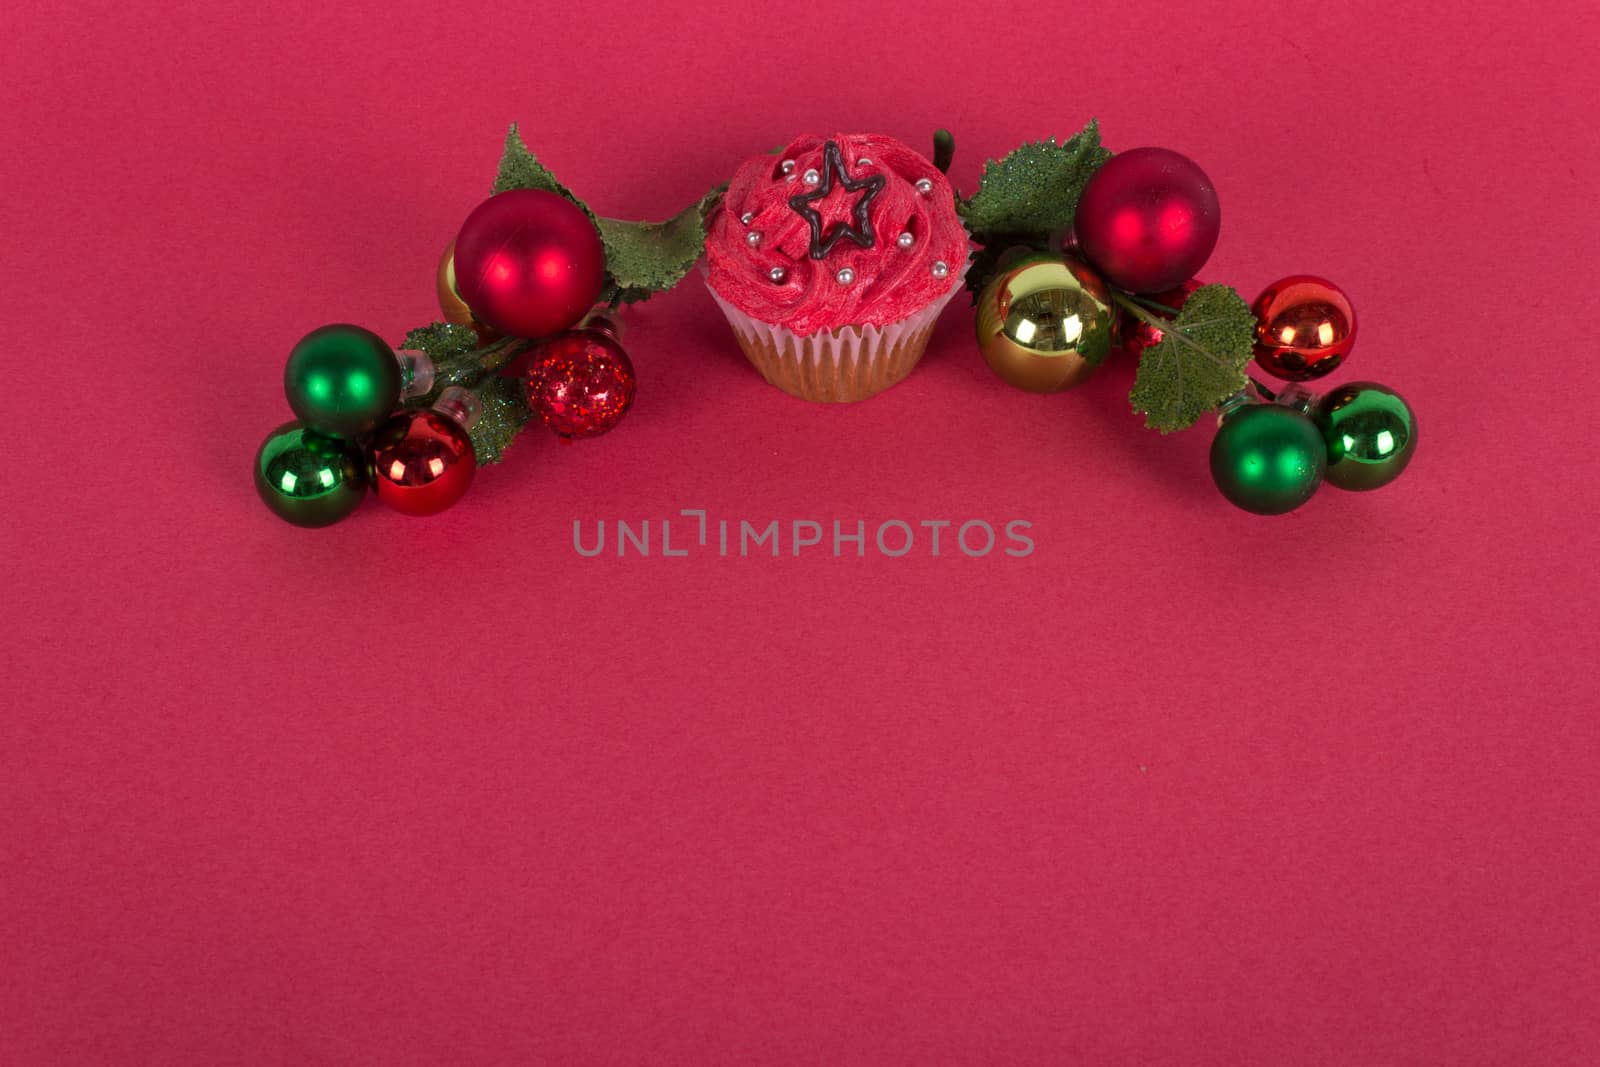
[1109,292,1179,335]
[430,335,532,394]
[1116,291,1184,318]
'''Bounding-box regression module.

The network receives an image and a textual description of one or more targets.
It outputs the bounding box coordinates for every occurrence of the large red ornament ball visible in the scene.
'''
[452,189,606,339]
[525,325,636,439]
[1251,275,1357,381]
[368,410,476,516]
[1074,147,1221,293]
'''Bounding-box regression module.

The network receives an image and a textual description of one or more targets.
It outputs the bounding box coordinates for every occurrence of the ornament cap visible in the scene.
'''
[396,350,436,398]
[1214,388,1255,424]
[581,309,626,343]
[433,385,483,431]
[1272,382,1318,414]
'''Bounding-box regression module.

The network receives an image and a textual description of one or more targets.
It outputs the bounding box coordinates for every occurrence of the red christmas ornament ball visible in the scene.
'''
[525,325,636,439]
[1116,279,1203,357]
[453,189,606,339]
[1251,275,1357,381]
[368,410,476,516]
[1074,147,1221,293]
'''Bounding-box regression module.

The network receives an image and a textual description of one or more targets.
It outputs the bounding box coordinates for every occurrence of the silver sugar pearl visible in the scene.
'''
[769,266,787,283]
[740,212,754,225]
[915,178,934,195]
[746,231,762,248]
[836,268,855,285]
[780,159,796,174]
[931,260,950,279]
[802,168,820,185]
[896,232,915,250]
[857,157,872,167]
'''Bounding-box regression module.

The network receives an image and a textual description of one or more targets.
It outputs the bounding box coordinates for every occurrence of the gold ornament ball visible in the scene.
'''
[975,255,1115,393]
[436,241,497,341]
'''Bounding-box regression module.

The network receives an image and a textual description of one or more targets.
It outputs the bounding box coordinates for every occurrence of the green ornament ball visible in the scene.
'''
[253,421,367,528]
[1315,381,1417,491]
[284,324,401,439]
[1209,403,1327,515]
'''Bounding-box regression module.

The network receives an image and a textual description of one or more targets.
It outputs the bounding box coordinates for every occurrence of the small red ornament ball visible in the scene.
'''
[452,189,606,339]
[1116,279,1203,357]
[368,410,476,516]
[1251,275,1357,381]
[1074,147,1220,293]
[525,325,636,439]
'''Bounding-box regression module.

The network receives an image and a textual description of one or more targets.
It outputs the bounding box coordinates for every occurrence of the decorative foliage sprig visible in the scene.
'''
[403,126,722,464]
[955,121,1256,432]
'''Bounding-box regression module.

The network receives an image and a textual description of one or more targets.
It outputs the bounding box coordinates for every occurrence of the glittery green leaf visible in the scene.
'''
[401,321,479,362]
[468,376,535,465]
[1127,285,1258,433]
[597,188,720,304]
[958,122,1111,243]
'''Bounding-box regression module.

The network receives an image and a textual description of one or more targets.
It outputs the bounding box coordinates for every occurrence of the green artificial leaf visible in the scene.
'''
[1127,284,1258,432]
[959,122,1111,243]
[492,124,598,226]
[468,375,535,465]
[596,187,721,304]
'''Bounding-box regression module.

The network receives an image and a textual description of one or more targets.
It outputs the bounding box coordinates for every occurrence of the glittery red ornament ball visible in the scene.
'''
[1116,279,1203,357]
[452,189,606,339]
[525,327,636,439]
[368,410,476,516]
[1074,147,1220,293]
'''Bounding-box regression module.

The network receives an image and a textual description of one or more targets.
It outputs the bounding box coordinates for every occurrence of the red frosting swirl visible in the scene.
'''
[705,133,970,335]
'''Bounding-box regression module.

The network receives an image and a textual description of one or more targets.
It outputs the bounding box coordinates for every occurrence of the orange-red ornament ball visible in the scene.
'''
[1250,275,1357,381]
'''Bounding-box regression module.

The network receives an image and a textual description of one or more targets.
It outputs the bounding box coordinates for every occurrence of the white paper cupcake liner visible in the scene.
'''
[703,263,967,403]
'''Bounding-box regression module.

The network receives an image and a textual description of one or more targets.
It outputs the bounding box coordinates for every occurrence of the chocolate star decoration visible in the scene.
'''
[788,141,886,260]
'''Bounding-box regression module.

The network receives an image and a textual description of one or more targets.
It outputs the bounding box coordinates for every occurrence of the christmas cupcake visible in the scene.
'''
[704,133,969,402]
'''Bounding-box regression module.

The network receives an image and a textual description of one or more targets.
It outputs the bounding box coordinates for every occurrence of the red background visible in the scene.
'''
[5,0,1600,1062]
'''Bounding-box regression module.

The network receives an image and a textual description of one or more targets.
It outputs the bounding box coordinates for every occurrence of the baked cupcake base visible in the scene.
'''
[705,265,966,404]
